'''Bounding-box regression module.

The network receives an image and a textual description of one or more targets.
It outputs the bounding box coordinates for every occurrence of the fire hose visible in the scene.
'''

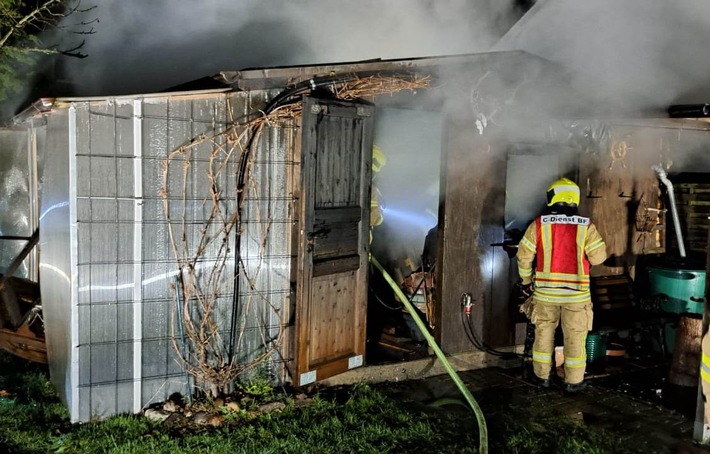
[370,255,489,454]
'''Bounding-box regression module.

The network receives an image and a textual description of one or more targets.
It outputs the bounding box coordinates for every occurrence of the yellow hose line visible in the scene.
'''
[370,255,488,454]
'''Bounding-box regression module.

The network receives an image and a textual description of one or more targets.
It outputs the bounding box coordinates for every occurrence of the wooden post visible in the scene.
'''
[669,313,702,387]
[436,120,508,352]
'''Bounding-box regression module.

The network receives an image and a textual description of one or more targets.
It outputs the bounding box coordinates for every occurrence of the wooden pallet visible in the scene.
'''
[0,229,46,363]
[674,183,710,252]
[0,322,47,364]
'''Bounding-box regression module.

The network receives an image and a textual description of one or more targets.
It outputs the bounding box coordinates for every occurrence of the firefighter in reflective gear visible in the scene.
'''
[516,178,607,392]
[371,188,384,227]
[701,329,710,428]
[370,145,387,242]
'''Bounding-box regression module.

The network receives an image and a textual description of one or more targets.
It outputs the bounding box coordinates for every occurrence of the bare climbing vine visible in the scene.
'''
[160,73,429,395]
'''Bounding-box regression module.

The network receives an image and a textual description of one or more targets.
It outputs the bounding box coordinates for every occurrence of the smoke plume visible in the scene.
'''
[494,0,710,112]
[54,0,524,96]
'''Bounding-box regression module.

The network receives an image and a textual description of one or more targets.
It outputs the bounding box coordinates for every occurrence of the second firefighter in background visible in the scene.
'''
[516,178,607,392]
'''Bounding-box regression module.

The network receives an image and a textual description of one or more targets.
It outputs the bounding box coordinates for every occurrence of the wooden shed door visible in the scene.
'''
[294,97,374,386]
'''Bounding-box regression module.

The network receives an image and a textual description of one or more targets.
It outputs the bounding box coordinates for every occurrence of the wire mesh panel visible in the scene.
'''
[35,89,298,421]
[141,96,234,408]
[233,91,296,383]
[73,100,136,419]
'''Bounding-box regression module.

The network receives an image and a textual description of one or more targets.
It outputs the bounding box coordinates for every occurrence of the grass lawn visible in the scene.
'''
[0,352,480,453]
[0,352,640,453]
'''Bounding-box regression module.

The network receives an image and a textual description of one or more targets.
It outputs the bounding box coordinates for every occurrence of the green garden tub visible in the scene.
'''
[647,266,706,315]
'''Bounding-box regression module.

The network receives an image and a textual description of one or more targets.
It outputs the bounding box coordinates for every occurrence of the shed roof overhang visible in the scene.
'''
[10,51,618,128]
[217,51,592,121]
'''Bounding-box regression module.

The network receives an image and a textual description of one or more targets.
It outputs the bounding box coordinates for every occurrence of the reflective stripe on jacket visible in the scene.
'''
[702,352,710,385]
[701,331,710,400]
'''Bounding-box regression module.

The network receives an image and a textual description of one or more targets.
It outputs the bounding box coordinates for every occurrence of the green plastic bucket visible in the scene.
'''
[586,333,607,364]
[647,266,706,314]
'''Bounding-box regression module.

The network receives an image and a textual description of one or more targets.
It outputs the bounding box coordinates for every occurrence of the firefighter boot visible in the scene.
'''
[530,375,551,388]
[564,381,587,394]
[523,355,551,388]
[528,364,555,388]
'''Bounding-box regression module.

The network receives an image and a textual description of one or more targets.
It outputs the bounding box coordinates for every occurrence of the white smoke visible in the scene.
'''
[45,0,710,265]
[57,0,523,96]
[488,0,710,209]
[494,0,710,111]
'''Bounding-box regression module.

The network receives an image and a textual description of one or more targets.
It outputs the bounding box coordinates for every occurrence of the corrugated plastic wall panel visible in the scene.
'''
[0,128,33,278]
[234,91,295,380]
[73,100,139,419]
[38,112,73,413]
[37,89,295,421]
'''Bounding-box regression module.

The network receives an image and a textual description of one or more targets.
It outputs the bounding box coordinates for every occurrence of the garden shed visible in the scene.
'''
[3,50,710,423]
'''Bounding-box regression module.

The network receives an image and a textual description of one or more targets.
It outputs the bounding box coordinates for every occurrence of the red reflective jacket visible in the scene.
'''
[518,214,606,303]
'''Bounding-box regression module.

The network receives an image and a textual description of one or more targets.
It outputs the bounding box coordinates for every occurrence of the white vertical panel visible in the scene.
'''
[68,106,79,420]
[132,99,143,412]
[27,125,39,280]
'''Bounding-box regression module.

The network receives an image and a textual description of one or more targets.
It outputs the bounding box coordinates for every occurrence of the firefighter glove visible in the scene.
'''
[517,281,533,298]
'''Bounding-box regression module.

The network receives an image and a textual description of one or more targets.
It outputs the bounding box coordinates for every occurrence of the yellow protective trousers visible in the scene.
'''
[530,301,593,384]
